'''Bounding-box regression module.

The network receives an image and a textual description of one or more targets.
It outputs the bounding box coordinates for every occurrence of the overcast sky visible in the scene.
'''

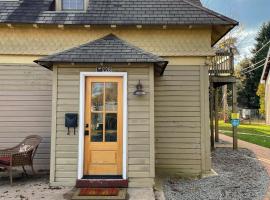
[201,0,270,60]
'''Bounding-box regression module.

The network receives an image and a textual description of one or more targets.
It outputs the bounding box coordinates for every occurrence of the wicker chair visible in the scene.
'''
[0,135,42,184]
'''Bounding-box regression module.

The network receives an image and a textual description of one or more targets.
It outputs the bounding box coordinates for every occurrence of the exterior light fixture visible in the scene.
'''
[133,80,146,96]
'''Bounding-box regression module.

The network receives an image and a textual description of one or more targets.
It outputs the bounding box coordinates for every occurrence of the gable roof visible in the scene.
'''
[34,34,168,75]
[0,0,237,26]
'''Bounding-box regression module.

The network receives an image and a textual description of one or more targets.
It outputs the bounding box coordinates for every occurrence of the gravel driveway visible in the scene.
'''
[164,148,269,200]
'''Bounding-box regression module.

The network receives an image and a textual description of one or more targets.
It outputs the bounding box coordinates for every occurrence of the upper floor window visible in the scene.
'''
[62,0,84,11]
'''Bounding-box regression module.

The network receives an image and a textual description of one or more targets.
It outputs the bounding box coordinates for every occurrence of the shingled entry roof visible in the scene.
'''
[0,0,237,26]
[34,34,168,75]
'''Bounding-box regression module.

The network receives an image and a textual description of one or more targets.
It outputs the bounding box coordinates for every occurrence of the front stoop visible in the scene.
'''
[72,188,127,200]
[76,179,128,188]
[73,179,128,200]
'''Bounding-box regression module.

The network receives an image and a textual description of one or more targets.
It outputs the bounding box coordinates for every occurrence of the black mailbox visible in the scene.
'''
[65,113,78,135]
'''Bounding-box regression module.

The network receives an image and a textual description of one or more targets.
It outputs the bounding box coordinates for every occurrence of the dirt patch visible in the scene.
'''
[0,171,74,200]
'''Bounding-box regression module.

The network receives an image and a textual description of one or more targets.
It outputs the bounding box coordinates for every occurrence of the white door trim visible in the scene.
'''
[78,72,128,179]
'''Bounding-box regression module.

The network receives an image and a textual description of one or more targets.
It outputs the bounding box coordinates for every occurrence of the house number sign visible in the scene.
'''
[96,66,112,72]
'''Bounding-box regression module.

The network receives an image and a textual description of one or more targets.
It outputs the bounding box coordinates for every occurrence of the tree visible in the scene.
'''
[237,58,251,108]
[237,22,270,109]
[256,83,265,115]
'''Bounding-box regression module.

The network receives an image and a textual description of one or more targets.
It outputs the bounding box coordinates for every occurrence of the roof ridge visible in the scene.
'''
[184,0,202,6]
[182,0,238,25]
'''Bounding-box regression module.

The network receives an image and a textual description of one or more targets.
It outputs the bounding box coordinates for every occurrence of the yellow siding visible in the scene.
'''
[155,59,211,176]
[0,26,213,57]
[0,64,52,169]
[53,64,155,187]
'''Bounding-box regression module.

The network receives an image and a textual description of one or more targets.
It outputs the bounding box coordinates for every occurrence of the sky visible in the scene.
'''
[201,0,270,61]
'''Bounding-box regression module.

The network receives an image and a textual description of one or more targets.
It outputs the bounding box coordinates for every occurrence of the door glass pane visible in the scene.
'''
[91,113,103,142]
[105,83,118,111]
[91,83,104,111]
[105,113,117,142]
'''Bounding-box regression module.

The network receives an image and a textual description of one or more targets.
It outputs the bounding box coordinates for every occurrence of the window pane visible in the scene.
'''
[105,82,118,111]
[105,113,117,142]
[91,82,104,111]
[76,0,84,10]
[91,113,103,142]
[62,0,84,10]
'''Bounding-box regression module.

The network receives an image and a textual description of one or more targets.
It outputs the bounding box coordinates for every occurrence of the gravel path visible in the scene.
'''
[164,148,270,200]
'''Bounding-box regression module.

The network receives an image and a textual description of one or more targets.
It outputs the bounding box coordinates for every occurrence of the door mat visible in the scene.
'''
[72,188,127,200]
[80,188,119,196]
[76,179,128,188]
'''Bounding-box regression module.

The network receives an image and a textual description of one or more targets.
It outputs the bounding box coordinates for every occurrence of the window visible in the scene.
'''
[62,0,84,11]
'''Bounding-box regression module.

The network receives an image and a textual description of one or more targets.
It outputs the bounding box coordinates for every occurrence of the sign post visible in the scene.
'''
[231,113,240,127]
[231,111,239,149]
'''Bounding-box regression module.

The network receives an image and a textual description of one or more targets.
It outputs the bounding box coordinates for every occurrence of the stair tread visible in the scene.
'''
[72,188,127,200]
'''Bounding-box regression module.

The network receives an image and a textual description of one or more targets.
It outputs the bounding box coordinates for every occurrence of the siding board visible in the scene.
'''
[155,65,202,176]
[54,64,154,187]
[0,64,52,170]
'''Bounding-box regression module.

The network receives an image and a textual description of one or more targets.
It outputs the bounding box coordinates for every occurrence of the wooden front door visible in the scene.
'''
[84,77,123,176]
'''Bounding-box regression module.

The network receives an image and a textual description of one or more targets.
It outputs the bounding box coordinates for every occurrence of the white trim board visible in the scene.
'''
[78,72,128,180]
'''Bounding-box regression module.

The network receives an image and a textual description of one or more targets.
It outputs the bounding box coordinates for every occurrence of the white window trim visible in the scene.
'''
[78,72,128,180]
[56,0,88,11]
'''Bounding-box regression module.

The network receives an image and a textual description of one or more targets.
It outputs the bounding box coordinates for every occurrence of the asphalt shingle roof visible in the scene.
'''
[0,0,237,25]
[34,34,168,74]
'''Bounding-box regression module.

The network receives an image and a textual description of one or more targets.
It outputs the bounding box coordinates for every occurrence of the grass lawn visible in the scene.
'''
[219,121,270,148]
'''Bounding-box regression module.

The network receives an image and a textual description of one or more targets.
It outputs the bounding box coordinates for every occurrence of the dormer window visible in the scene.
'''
[62,0,84,10]
[55,0,87,11]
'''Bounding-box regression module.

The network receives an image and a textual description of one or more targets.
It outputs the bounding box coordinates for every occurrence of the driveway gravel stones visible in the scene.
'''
[164,148,269,200]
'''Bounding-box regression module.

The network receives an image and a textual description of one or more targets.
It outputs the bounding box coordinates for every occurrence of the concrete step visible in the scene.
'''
[76,179,128,188]
[72,188,127,200]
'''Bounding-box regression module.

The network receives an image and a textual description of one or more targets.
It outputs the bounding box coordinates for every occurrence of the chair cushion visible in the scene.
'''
[0,157,11,165]
[19,144,32,152]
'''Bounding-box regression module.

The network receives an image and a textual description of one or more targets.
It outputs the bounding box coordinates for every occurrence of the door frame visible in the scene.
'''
[78,72,128,180]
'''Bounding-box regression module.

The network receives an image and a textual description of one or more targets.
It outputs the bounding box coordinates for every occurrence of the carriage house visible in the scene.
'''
[0,0,237,187]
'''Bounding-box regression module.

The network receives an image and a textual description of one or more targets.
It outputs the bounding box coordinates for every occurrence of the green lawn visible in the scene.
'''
[219,121,270,148]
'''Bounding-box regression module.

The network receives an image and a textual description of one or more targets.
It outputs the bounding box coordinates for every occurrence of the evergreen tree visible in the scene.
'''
[237,22,270,109]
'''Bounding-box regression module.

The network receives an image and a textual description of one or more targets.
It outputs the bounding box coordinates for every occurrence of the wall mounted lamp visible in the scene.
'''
[133,80,146,96]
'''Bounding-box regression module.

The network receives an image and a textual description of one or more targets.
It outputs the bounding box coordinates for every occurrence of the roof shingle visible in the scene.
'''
[0,0,237,26]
